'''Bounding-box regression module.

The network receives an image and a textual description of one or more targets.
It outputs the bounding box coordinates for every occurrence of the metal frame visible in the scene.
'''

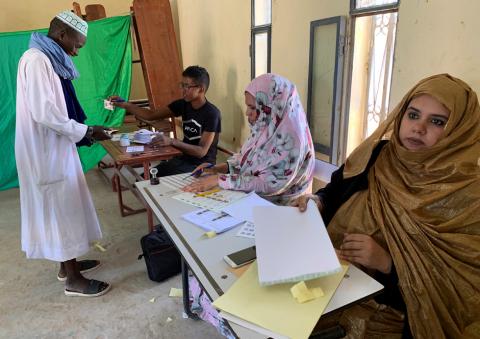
[307,16,346,165]
[251,0,272,79]
[350,0,399,16]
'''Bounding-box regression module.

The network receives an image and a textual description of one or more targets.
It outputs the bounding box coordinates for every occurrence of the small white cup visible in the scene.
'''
[119,134,130,147]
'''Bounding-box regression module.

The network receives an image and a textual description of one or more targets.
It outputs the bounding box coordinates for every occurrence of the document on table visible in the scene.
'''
[253,200,342,286]
[236,222,255,239]
[182,209,244,233]
[173,190,247,212]
[213,261,348,339]
[222,192,274,223]
[126,146,144,153]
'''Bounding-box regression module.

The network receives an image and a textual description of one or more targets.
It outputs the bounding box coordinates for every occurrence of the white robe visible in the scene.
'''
[15,48,102,262]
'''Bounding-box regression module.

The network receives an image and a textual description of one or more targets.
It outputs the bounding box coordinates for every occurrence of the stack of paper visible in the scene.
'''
[133,129,157,144]
[213,261,348,339]
[253,200,341,286]
[182,209,244,233]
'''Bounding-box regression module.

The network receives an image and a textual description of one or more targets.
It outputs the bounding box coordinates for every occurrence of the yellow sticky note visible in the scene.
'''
[169,288,183,298]
[205,231,217,238]
[195,188,221,197]
[93,242,106,252]
[290,281,324,303]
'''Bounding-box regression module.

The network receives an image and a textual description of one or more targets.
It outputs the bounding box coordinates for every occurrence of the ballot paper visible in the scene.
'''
[222,192,274,223]
[253,200,341,286]
[182,209,244,234]
[104,99,114,111]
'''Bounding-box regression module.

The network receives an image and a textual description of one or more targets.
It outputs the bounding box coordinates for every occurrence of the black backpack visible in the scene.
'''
[138,227,182,282]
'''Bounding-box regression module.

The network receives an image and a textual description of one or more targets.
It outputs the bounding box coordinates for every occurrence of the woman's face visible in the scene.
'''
[399,94,450,151]
[245,92,259,125]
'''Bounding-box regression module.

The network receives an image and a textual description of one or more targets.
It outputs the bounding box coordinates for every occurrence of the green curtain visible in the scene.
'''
[0,15,132,191]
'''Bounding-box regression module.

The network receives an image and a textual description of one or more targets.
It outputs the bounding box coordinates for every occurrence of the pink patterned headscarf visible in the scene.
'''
[218,73,315,205]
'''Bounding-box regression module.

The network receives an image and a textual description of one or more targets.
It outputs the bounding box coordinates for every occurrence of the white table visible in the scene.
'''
[136,180,383,338]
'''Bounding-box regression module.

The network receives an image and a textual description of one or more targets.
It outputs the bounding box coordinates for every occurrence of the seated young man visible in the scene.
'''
[112,65,221,176]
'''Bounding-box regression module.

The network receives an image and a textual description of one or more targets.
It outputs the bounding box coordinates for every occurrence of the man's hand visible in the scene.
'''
[150,134,173,147]
[183,175,219,192]
[290,194,323,212]
[91,126,111,141]
[339,234,392,274]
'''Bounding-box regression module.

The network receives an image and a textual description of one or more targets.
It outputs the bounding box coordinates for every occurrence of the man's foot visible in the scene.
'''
[64,279,111,297]
[58,260,101,282]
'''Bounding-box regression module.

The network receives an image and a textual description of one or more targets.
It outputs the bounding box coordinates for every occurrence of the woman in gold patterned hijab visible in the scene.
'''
[295,74,480,338]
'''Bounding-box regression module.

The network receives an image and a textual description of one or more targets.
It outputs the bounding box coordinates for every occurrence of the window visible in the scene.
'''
[251,0,271,79]
[345,0,399,157]
[307,17,346,164]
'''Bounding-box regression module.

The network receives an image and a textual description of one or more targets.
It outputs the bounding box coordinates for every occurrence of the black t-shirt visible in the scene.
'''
[168,99,221,165]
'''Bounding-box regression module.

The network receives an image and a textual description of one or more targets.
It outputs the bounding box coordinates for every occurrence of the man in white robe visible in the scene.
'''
[15,11,111,297]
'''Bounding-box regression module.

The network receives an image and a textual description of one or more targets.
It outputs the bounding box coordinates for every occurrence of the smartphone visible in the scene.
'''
[224,246,256,268]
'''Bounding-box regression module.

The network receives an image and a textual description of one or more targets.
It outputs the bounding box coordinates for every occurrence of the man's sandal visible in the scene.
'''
[64,279,111,297]
[57,260,101,282]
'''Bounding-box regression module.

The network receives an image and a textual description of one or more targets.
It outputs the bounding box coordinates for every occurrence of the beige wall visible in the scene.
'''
[390,0,480,107]
[0,1,132,32]
[271,0,349,110]
[175,0,251,151]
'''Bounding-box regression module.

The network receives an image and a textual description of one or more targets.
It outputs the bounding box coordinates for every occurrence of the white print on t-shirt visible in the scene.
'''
[183,119,202,140]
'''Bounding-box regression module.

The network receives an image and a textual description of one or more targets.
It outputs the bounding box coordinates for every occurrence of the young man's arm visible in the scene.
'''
[153,131,216,158]
[112,99,174,120]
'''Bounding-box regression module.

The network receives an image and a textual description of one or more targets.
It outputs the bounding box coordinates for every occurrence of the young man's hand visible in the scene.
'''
[150,134,173,147]
[108,95,129,109]
[338,234,392,274]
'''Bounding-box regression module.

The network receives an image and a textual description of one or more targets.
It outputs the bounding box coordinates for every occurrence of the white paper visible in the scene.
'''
[235,221,255,239]
[253,200,341,286]
[182,209,243,233]
[222,192,274,223]
[104,99,114,111]
[126,146,144,153]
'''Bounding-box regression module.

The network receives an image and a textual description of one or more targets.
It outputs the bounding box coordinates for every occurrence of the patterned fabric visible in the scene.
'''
[219,73,315,205]
[189,276,235,339]
[56,10,88,37]
[29,32,79,80]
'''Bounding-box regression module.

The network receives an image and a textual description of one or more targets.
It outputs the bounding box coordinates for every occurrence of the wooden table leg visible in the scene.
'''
[143,162,154,232]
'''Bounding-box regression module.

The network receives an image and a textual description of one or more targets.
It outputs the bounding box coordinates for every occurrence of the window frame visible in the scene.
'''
[350,0,399,16]
[306,16,347,164]
[251,0,272,79]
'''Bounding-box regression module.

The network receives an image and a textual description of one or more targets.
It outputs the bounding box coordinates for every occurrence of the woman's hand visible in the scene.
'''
[338,234,392,274]
[183,174,219,192]
[191,163,216,178]
[290,194,323,212]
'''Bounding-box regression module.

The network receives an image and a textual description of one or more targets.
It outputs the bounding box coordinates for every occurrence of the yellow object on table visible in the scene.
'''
[290,281,325,303]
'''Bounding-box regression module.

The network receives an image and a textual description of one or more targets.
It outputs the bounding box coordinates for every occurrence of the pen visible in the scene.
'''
[111,97,125,103]
[187,163,215,179]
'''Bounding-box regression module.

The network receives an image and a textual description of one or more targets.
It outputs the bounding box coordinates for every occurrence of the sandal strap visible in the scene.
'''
[85,279,108,294]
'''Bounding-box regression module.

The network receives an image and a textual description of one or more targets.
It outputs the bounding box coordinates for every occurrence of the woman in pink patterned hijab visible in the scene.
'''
[185,73,315,205]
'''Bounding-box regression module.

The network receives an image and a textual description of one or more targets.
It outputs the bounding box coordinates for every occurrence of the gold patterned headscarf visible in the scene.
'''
[328,74,480,338]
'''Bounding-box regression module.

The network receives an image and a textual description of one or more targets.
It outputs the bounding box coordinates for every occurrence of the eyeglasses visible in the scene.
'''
[179,82,200,90]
